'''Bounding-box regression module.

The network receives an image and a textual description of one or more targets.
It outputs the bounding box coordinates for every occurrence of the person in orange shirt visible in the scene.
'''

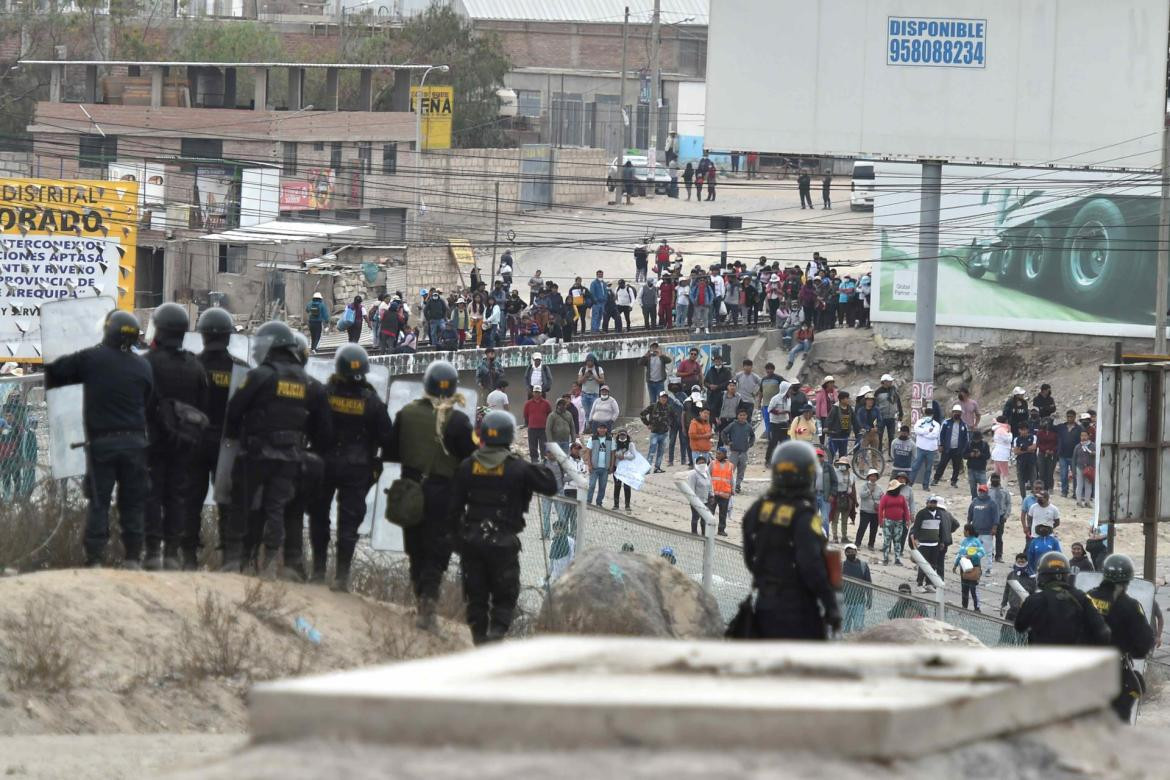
[790,405,819,443]
[709,447,734,536]
[688,406,714,460]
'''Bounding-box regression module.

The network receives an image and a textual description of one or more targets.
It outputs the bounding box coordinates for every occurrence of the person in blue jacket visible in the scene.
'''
[589,270,608,333]
[933,403,970,488]
[304,292,330,353]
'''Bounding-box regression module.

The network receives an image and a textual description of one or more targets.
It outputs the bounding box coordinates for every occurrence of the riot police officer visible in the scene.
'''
[386,360,476,629]
[183,307,241,569]
[739,440,841,639]
[307,344,394,591]
[143,303,209,571]
[1015,551,1111,646]
[223,320,331,576]
[281,331,328,581]
[44,310,153,568]
[1087,554,1156,722]
[446,410,556,644]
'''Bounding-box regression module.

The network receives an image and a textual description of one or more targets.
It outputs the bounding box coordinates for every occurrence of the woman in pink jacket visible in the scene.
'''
[814,376,838,444]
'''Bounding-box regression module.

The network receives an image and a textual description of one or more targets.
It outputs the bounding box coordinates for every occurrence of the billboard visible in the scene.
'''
[410,85,454,150]
[108,162,168,231]
[870,162,1162,337]
[0,179,137,361]
[280,168,335,211]
[705,0,1168,168]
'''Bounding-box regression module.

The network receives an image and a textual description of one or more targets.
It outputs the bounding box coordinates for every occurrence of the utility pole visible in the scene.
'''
[618,6,629,153]
[911,161,943,424]
[491,181,500,284]
[647,0,661,169]
[1155,119,1170,355]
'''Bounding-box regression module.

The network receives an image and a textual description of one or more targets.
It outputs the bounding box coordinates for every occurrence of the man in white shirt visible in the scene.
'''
[910,401,942,491]
[1026,492,1061,535]
[486,379,510,411]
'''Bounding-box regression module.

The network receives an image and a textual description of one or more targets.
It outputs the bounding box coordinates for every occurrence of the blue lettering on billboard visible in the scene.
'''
[888,16,986,68]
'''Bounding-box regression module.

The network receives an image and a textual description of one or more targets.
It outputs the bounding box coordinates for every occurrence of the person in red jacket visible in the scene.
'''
[879,478,912,566]
[657,276,676,329]
[523,387,552,463]
[1035,417,1060,493]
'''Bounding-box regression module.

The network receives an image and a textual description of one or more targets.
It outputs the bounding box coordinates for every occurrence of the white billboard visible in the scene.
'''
[705,0,1169,168]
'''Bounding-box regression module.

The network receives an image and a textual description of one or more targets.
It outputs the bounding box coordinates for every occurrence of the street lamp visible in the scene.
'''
[414,64,449,241]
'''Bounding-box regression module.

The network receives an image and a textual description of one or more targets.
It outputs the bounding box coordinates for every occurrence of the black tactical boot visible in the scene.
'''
[142,541,163,571]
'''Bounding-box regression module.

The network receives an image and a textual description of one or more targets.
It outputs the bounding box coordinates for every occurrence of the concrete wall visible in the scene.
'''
[0,150,30,177]
[875,322,1154,354]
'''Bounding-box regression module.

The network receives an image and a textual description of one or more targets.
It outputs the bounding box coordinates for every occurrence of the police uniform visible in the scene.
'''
[1088,582,1156,721]
[183,342,240,564]
[223,343,331,572]
[446,414,557,644]
[144,342,208,568]
[307,373,394,587]
[386,397,476,608]
[1014,582,1111,646]
[44,312,153,567]
[281,370,328,579]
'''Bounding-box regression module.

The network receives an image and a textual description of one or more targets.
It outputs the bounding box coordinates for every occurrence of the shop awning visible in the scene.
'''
[197,220,366,245]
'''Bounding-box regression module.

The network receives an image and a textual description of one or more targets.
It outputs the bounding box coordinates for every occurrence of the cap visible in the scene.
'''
[977,484,989,493]
[887,479,902,491]
[866,468,880,477]
[928,494,942,503]
[881,373,894,382]
[600,384,610,391]
[1080,413,1091,420]
[844,542,858,551]
[822,375,835,385]
[716,446,727,453]
[858,385,872,397]
[1012,386,1026,395]
[312,292,323,299]
[456,297,466,304]
[532,385,542,392]
[658,390,668,397]
[952,403,963,412]
[835,456,850,465]
[815,448,826,457]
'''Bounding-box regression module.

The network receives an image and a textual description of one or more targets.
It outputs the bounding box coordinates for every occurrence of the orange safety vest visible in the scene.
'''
[710,459,734,498]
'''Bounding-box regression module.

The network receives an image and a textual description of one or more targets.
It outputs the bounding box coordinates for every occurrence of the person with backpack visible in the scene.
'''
[953,524,986,611]
[339,295,364,344]
[304,292,330,353]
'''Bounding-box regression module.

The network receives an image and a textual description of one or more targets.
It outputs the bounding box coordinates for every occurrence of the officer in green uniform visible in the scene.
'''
[740,439,841,639]
[222,321,332,576]
[307,344,394,591]
[1087,554,1156,722]
[447,410,557,644]
[386,361,477,629]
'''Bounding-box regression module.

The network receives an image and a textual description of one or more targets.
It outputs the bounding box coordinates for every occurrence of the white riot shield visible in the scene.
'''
[211,333,253,505]
[306,358,395,543]
[41,297,118,479]
[1074,572,1158,679]
[371,381,479,552]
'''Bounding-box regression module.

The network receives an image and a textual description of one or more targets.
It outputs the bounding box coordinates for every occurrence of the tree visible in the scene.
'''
[357,4,511,148]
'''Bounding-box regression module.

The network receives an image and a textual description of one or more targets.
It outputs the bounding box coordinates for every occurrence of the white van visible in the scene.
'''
[850,161,875,210]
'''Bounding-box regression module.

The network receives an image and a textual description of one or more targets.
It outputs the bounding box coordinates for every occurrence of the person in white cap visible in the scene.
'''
[910,402,942,491]
[1003,386,1030,437]
[932,403,970,488]
[873,374,902,450]
[527,353,552,398]
[304,291,330,352]
[841,542,872,633]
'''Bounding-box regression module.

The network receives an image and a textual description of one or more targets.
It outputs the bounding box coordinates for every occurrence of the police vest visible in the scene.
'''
[326,378,378,463]
[241,360,310,446]
[396,398,459,479]
[710,460,734,497]
[464,454,522,535]
[750,497,821,590]
[199,348,238,432]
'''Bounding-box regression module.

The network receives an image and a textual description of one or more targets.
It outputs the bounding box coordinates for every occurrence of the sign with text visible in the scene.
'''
[887,17,986,68]
[279,168,336,211]
[410,85,454,150]
[0,179,137,362]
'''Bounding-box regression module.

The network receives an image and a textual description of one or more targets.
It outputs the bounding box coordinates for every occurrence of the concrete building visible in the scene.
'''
[454,0,708,158]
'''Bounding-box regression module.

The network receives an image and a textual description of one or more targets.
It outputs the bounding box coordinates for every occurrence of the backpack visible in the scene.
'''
[156,397,210,448]
[338,306,355,331]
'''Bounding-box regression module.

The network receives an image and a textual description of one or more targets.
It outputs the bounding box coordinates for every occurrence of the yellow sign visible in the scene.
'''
[411,85,454,150]
[0,178,137,362]
[448,238,476,268]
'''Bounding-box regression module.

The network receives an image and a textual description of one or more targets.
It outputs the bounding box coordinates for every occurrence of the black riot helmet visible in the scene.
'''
[253,320,298,363]
[1036,551,1071,586]
[480,410,515,447]
[151,302,190,349]
[424,360,459,398]
[335,344,370,382]
[292,332,310,365]
[196,307,234,350]
[769,440,818,498]
[103,310,141,351]
[1101,554,1135,586]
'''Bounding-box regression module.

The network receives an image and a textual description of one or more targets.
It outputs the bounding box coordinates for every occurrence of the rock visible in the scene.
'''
[847,618,985,648]
[538,549,724,639]
[945,376,965,392]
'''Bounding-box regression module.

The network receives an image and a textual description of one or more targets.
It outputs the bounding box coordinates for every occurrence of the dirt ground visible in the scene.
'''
[0,570,470,739]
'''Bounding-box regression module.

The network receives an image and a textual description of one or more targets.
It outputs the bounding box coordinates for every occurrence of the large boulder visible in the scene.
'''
[538,548,723,639]
[848,618,985,648]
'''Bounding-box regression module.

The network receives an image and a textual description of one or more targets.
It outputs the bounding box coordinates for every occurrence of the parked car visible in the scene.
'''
[606,155,670,196]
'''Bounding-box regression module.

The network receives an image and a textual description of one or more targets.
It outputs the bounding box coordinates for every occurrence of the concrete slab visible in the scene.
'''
[250,637,1119,759]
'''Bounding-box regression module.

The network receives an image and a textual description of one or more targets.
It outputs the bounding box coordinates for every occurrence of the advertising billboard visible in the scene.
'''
[410,85,454,150]
[705,0,1168,168]
[280,168,336,211]
[108,162,168,231]
[0,179,138,361]
[870,162,1162,337]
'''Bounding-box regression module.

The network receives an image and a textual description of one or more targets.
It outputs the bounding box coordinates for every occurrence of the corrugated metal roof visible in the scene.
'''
[457,0,707,25]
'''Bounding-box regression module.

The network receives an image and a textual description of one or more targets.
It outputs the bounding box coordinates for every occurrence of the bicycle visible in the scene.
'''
[848,428,886,480]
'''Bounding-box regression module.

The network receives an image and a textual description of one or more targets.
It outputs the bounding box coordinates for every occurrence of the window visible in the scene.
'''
[680,38,708,77]
[312,141,324,152]
[517,89,542,118]
[382,143,398,175]
[330,142,342,171]
[334,209,361,222]
[181,138,223,163]
[357,142,372,174]
[217,244,247,274]
[282,141,298,175]
[78,134,117,169]
[370,207,406,242]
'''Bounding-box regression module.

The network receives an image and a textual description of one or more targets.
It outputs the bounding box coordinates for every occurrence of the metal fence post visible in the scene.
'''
[910,548,946,620]
[675,474,717,592]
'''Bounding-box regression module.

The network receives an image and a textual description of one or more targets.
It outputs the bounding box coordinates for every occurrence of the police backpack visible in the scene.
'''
[157,398,210,448]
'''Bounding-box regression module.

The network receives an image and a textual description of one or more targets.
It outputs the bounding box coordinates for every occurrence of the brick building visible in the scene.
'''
[454,0,708,158]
